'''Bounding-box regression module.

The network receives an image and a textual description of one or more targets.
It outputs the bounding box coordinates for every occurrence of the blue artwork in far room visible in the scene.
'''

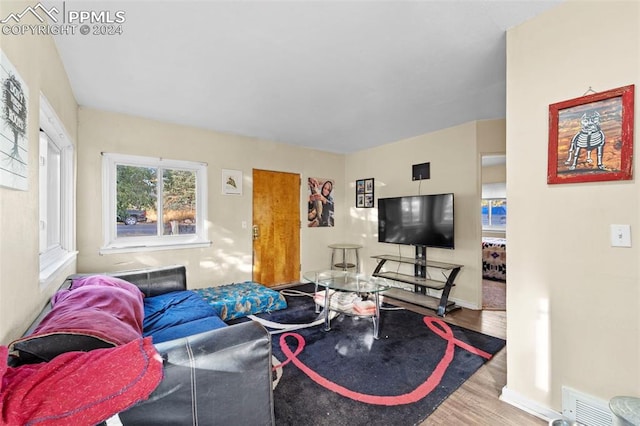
[0,50,28,191]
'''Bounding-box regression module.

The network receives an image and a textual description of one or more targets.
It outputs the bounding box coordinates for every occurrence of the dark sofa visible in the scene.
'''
[7,265,275,425]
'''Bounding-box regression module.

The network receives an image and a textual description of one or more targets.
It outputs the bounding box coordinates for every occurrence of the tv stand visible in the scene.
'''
[371,249,462,316]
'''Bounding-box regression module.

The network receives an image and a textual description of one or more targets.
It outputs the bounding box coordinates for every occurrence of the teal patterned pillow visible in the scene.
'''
[193,282,287,320]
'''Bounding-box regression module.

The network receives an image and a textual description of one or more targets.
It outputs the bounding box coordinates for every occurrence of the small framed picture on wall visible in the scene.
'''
[356,178,374,208]
[222,169,243,195]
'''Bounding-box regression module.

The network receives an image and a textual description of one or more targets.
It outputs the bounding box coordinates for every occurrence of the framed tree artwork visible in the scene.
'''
[356,178,374,208]
[1,50,29,191]
[547,85,634,184]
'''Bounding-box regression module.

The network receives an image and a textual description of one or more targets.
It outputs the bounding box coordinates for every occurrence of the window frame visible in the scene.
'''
[39,95,77,288]
[481,197,507,231]
[101,153,210,254]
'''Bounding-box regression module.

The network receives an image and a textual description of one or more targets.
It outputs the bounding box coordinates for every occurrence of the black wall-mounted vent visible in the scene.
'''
[412,162,430,181]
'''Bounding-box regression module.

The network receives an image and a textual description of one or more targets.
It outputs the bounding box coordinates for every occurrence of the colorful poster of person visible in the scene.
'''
[308,177,334,227]
[1,50,28,191]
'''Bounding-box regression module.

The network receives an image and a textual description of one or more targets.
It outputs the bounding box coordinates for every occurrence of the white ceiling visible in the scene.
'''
[49,0,561,154]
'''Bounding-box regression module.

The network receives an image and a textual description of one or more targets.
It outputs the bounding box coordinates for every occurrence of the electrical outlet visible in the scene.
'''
[610,224,631,247]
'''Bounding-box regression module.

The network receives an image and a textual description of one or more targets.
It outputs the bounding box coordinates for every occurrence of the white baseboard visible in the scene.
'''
[500,386,561,422]
[450,296,479,310]
[417,287,481,310]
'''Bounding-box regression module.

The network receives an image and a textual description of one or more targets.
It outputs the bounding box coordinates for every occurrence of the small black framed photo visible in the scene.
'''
[356,178,374,208]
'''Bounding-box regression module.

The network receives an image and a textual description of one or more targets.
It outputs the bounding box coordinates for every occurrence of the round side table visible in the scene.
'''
[610,396,640,426]
[329,243,362,272]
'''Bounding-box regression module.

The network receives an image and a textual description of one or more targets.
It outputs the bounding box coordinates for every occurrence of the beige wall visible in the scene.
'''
[477,119,507,155]
[505,0,639,416]
[344,119,505,308]
[0,1,78,343]
[482,164,506,184]
[77,108,345,287]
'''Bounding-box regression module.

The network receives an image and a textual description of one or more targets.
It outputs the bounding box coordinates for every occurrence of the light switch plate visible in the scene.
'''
[610,224,631,247]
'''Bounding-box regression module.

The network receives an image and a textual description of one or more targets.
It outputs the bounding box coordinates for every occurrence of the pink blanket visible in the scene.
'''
[1,338,163,425]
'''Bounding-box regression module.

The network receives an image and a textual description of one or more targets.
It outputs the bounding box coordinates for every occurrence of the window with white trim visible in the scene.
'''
[101,153,210,253]
[481,198,507,230]
[481,182,506,231]
[39,96,76,287]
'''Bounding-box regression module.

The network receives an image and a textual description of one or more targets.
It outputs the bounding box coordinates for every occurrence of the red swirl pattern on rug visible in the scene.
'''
[273,316,492,406]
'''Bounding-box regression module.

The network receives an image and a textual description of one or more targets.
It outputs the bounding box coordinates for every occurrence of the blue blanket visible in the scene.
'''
[143,291,227,344]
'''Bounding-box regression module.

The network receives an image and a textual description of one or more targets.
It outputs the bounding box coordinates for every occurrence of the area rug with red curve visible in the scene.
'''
[239,283,506,426]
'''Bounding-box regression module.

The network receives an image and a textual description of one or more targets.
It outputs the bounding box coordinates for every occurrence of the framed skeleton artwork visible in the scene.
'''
[547,85,634,184]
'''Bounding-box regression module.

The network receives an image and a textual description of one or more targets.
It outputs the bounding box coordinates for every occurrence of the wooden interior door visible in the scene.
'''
[252,169,300,287]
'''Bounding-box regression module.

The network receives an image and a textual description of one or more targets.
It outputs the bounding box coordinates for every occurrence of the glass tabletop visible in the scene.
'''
[303,270,390,293]
[328,243,363,249]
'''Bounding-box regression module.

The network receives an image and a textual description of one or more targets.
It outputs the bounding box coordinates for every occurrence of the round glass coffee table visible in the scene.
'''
[303,270,390,339]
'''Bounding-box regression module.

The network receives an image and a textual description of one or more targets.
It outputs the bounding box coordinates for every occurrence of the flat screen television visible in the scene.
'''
[377,193,454,249]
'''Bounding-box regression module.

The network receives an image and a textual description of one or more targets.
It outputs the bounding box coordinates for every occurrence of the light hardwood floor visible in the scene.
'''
[385,298,547,426]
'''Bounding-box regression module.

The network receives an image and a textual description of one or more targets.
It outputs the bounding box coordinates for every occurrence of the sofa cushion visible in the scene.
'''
[9,275,145,363]
[143,291,227,343]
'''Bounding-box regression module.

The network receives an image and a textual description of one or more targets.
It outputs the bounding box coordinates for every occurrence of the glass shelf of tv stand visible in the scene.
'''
[371,255,463,316]
[371,255,462,288]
